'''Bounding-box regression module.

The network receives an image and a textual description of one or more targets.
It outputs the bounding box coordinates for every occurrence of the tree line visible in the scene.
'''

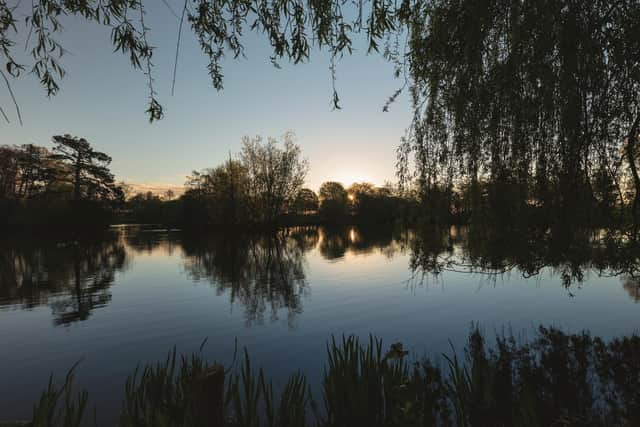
[0,133,414,229]
[5,130,640,231]
[156,133,412,227]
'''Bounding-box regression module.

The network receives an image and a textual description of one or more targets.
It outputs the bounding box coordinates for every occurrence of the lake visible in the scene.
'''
[1,224,639,423]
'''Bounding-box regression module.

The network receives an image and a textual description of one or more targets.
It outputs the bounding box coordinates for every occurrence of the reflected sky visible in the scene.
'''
[0,225,639,423]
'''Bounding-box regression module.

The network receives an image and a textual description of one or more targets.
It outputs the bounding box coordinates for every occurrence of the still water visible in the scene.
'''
[1,225,639,421]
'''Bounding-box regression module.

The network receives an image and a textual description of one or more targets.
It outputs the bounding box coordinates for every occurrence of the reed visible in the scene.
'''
[6,327,640,427]
[30,363,91,427]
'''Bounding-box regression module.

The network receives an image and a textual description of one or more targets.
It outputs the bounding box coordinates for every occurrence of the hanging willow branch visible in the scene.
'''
[0,0,413,121]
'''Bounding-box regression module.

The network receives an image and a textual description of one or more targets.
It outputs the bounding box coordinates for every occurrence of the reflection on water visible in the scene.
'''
[410,226,640,292]
[1,224,640,423]
[2,225,640,325]
[182,230,309,326]
[623,278,640,303]
[0,233,128,325]
[318,225,410,260]
[0,225,413,326]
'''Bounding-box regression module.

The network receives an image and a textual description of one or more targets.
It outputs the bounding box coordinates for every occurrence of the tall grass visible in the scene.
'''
[4,327,640,427]
[321,335,411,426]
[28,363,92,427]
[120,346,225,427]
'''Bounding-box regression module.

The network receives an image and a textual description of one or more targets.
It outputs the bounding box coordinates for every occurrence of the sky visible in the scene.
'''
[1,2,413,193]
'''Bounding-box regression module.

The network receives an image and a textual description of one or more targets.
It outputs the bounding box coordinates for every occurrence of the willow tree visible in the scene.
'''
[396,0,640,226]
[0,0,404,122]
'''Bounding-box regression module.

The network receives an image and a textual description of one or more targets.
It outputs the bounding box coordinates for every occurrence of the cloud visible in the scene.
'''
[126,182,185,197]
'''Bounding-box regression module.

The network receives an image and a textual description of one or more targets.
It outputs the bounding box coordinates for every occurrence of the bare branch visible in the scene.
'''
[160,0,179,19]
[0,105,9,123]
[0,69,23,125]
[171,0,188,96]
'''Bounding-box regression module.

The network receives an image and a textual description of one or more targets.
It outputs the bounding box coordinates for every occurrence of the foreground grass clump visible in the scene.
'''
[4,327,640,427]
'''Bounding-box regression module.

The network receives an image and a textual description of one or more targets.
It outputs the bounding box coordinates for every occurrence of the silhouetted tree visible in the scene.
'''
[0,144,57,199]
[319,182,349,222]
[162,189,175,201]
[184,159,250,225]
[0,1,406,121]
[50,135,122,202]
[293,188,319,215]
[347,182,376,199]
[182,134,308,226]
[241,133,308,223]
[5,2,640,232]
[127,192,167,224]
[396,1,640,229]
[347,182,399,223]
[0,139,127,228]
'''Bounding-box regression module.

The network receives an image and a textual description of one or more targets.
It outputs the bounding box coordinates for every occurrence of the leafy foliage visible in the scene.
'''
[293,188,319,215]
[0,0,406,121]
[0,144,59,199]
[241,133,308,223]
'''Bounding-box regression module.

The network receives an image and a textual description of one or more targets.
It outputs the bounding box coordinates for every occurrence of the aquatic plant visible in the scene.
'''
[30,363,91,427]
[5,327,640,427]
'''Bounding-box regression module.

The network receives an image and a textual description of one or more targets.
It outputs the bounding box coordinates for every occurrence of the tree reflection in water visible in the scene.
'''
[118,224,180,256]
[182,228,311,327]
[623,278,640,303]
[318,224,410,260]
[0,232,128,325]
[410,224,640,297]
[2,225,640,327]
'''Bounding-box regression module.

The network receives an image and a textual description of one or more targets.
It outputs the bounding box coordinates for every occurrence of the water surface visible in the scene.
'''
[1,225,638,422]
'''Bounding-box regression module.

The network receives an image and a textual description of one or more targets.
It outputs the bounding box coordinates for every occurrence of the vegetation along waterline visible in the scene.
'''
[3,131,640,231]
[1,134,418,230]
[2,327,639,427]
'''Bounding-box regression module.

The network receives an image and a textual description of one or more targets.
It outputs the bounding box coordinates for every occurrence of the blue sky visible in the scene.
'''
[2,2,412,191]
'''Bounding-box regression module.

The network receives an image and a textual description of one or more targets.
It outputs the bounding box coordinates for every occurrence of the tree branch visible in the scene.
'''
[171,0,189,96]
[0,69,23,125]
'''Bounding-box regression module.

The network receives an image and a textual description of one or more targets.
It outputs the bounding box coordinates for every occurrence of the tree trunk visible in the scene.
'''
[625,114,640,228]
[74,159,82,201]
